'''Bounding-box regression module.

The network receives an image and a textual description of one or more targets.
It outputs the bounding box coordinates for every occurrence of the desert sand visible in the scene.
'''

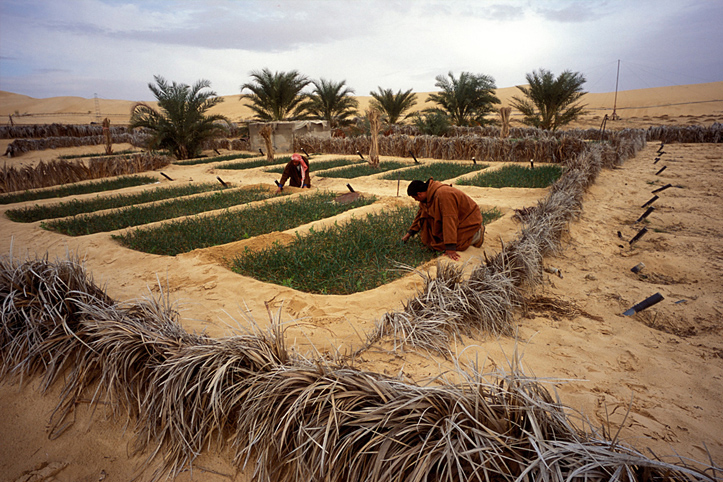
[0,83,722,481]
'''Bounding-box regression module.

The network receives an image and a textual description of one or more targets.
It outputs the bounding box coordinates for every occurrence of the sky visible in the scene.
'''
[1,0,722,101]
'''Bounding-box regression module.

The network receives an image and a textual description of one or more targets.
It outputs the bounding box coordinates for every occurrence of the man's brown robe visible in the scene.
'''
[408,180,482,252]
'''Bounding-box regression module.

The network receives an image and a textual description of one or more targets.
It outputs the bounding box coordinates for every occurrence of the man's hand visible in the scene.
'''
[444,250,460,261]
[401,233,411,243]
[275,187,283,194]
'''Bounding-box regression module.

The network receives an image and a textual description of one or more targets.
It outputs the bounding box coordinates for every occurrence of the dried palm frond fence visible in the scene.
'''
[377,123,722,144]
[4,132,153,157]
[298,132,590,163]
[367,131,646,357]
[1,253,719,481]
[646,123,723,143]
[0,123,133,139]
[202,137,250,152]
[0,152,171,193]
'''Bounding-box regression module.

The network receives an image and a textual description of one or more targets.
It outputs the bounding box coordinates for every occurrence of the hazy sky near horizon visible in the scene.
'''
[1,0,721,101]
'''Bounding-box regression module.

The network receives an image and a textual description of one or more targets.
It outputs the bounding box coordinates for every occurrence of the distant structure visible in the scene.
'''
[248,121,330,153]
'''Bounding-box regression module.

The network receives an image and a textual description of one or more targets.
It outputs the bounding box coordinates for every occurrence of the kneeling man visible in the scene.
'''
[401,179,484,261]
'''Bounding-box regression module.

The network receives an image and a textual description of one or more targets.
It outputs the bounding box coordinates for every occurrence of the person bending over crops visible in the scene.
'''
[276,153,311,193]
[401,179,484,261]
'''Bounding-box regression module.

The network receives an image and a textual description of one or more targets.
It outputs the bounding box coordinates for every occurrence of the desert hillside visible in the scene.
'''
[2,81,722,128]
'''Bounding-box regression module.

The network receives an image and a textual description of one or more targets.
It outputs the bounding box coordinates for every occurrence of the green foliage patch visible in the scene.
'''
[265,157,363,174]
[380,162,488,182]
[45,187,277,236]
[58,149,138,160]
[7,183,227,223]
[113,190,376,256]
[231,205,436,294]
[216,156,290,170]
[0,175,158,205]
[316,160,411,179]
[175,152,258,166]
[456,164,563,188]
[232,204,503,294]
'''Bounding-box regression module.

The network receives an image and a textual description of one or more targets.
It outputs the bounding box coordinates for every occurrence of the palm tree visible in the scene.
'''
[240,68,311,121]
[369,87,417,125]
[129,75,229,160]
[426,71,500,126]
[510,69,587,131]
[304,78,359,127]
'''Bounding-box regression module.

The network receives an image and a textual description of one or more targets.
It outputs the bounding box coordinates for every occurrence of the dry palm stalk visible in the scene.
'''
[259,124,274,162]
[102,117,113,155]
[500,107,512,138]
[367,107,381,167]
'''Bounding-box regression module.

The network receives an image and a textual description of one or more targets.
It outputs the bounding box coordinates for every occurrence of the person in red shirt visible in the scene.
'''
[401,179,484,260]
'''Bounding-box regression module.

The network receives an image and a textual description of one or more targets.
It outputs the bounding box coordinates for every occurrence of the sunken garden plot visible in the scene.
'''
[231,204,503,295]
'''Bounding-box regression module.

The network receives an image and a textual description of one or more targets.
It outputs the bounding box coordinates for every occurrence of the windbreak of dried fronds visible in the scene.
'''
[297,133,589,163]
[1,123,249,140]
[646,123,722,143]
[203,137,250,152]
[370,132,647,357]
[1,253,719,481]
[0,123,133,139]
[4,132,152,156]
[0,152,171,193]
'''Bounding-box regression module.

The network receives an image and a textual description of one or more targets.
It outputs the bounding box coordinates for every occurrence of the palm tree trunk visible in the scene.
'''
[260,124,275,162]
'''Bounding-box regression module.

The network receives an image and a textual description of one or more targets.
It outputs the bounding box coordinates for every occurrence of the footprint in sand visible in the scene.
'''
[617,350,640,372]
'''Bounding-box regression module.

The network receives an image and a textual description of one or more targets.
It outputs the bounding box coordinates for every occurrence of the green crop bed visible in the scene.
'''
[113,190,376,256]
[380,162,488,182]
[45,187,277,236]
[315,161,411,179]
[456,164,563,188]
[7,183,227,222]
[0,175,158,205]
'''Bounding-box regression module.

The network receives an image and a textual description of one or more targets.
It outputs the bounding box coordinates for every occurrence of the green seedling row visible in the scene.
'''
[379,162,489,182]
[265,157,363,174]
[113,190,376,256]
[0,175,158,205]
[456,164,564,188]
[315,160,411,179]
[231,205,435,294]
[216,156,291,170]
[58,149,138,160]
[231,204,503,295]
[6,182,227,223]
[45,187,278,236]
[174,152,258,166]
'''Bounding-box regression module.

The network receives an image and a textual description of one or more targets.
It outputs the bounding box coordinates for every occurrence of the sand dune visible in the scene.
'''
[2,81,722,127]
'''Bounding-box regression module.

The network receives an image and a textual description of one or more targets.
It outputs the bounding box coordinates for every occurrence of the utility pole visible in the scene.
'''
[611,60,620,120]
[94,93,101,123]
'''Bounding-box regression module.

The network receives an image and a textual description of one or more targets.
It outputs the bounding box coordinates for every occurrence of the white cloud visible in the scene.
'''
[0,0,720,100]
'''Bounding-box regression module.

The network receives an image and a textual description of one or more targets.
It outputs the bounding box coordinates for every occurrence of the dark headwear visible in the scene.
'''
[407,180,429,196]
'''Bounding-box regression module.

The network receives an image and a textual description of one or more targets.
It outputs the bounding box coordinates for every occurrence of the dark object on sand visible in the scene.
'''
[631,262,645,274]
[629,227,648,245]
[635,207,655,223]
[652,183,672,194]
[641,195,659,208]
[623,292,664,316]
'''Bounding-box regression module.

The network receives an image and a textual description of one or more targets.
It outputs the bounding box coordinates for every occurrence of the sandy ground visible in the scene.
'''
[0,84,722,481]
